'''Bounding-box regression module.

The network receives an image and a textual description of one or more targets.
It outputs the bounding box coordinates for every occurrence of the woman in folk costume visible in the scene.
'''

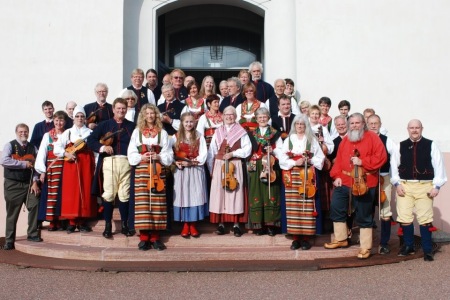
[207,106,252,237]
[235,82,268,132]
[279,114,325,250]
[53,106,96,233]
[181,81,207,123]
[127,104,173,251]
[35,111,68,231]
[172,112,208,238]
[196,94,223,149]
[247,107,283,236]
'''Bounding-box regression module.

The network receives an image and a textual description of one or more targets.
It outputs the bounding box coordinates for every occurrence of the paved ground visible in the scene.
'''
[1,244,449,299]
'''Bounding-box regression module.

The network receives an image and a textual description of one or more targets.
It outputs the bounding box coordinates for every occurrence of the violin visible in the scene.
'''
[12,153,35,166]
[298,151,316,198]
[260,143,276,183]
[221,145,238,192]
[64,139,86,161]
[86,106,104,125]
[147,146,165,194]
[350,149,368,196]
[100,128,124,146]
[174,150,198,166]
[316,125,329,155]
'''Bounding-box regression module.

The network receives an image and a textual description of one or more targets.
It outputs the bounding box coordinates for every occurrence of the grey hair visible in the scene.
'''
[248,61,263,73]
[289,114,317,143]
[120,89,138,101]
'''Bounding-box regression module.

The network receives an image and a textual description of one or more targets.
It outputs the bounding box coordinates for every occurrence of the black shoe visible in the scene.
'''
[66,225,76,234]
[301,240,312,250]
[48,226,58,232]
[233,226,242,237]
[3,242,14,250]
[267,227,276,237]
[255,228,267,236]
[424,253,434,261]
[138,241,151,251]
[215,225,225,235]
[398,245,415,256]
[290,240,301,250]
[103,222,113,239]
[379,245,390,255]
[27,236,43,242]
[128,229,136,236]
[152,240,166,251]
[121,221,132,236]
[79,225,92,232]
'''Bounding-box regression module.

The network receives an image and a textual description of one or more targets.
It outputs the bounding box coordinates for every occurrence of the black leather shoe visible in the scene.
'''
[267,227,276,237]
[121,221,132,236]
[301,240,312,250]
[3,242,14,250]
[48,226,58,231]
[290,240,301,250]
[398,245,415,256]
[233,226,242,237]
[379,245,390,255]
[103,222,113,239]
[27,236,43,242]
[152,240,166,251]
[255,228,267,236]
[138,241,151,251]
[66,225,76,234]
[79,225,92,232]
[128,229,136,236]
[215,225,225,235]
[424,253,434,261]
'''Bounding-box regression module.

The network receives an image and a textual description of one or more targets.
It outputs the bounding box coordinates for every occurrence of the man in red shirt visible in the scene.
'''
[324,113,387,259]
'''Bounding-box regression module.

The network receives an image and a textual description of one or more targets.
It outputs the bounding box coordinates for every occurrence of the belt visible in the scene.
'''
[104,155,128,159]
[400,179,432,183]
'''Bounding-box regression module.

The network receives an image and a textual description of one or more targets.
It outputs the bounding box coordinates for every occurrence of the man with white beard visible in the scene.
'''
[324,113,387,259]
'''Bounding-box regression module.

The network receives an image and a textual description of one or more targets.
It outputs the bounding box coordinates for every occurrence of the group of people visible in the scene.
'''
[1,61,446,262]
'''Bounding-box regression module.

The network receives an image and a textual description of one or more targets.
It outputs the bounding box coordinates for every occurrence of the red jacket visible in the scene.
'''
[330,130,387,188]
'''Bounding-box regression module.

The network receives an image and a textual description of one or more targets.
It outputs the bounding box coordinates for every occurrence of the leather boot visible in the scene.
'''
[358,228,373,259]
[324,222,348,249]
[190,222,200,237]
[181,222,190,238]
[103,222,112,238]
[121,221,132,236]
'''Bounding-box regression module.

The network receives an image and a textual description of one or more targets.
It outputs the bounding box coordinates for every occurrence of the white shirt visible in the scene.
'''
[127,128,173,167]
[278,134,325,170]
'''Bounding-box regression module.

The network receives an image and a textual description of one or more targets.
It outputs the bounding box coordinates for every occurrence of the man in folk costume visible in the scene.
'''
[324,113,387,259]
[391,119,447,261]
[84,83,114,130]
[1,124,42,250]
[248,61,275,102]
[270,94,296,141]
[207,106,252,236]
[219,77,243,112]
[367,114,399,255]
[30,100,55,148]
[120,68,156,117]
[87,98,136,238]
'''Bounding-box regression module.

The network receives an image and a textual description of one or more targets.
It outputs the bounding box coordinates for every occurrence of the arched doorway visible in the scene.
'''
[157,4,264,85]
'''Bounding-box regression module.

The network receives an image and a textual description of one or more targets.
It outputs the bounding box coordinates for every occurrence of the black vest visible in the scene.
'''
[379,134,391,173]
[399,137,434,180]
[4,141,36,182]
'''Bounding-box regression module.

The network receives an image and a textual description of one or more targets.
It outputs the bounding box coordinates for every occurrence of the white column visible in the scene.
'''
[263,0,297,86]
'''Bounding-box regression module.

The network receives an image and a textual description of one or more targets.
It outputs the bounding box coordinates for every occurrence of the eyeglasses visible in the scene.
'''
[245,90,254,93]
[173,76,183,80]
[75,115,85,118]
[96,90,107,94]
[125,98,135,101]
[223,114,234,116]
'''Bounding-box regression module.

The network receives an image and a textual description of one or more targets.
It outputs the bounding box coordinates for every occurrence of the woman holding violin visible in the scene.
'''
[247,107,283,236]
[207,106,252,237]
[196,94,223,149]
[53,106,96,233]
[127,104,173,251]
[35,111,68,231]
[279,114,325,250]
[172,112,208,238]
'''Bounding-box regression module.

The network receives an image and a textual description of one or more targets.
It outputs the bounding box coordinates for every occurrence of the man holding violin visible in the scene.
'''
[1,123,42,250]
[87,98,135,238]
[84,83,114,130]
[324,113,387,259]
